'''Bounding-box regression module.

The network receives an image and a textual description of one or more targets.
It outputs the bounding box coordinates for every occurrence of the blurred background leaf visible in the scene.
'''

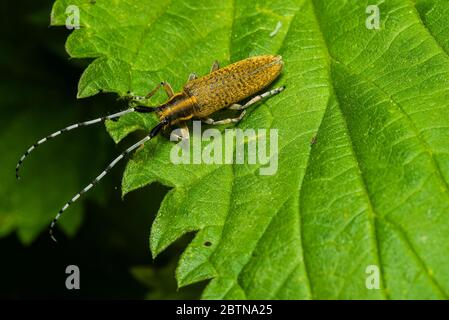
[0,0,109,243]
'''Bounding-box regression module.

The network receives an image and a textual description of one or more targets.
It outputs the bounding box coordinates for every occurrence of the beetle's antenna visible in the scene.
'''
[49,118,168,242]
[15,106,157,180]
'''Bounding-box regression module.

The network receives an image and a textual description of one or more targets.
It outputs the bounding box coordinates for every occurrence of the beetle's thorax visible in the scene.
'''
[157,92,198,125]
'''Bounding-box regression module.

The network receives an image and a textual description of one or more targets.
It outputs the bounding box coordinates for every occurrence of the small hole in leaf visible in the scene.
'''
[204,241,212,247]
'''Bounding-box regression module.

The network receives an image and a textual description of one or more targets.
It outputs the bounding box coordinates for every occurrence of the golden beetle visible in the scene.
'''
[16,55,285,241]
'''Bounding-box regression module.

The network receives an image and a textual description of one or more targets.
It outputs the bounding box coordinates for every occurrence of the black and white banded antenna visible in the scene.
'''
[16,108,138,180]
[49,118,167,242]
[14,104,163,242]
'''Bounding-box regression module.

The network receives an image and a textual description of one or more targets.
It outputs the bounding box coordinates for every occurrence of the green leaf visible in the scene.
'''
[52,0,449,299]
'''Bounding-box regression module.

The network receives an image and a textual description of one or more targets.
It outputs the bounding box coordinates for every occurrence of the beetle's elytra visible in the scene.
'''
[168,55,283,121]
[16,55,285,241]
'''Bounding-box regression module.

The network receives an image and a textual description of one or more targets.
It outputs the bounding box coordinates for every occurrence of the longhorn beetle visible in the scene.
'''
[16,55,285,242]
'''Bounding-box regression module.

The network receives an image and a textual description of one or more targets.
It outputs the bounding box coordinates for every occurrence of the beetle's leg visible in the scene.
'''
[228,86,285,110]
[127,83,162,102]
[188,73,198,81]
[129,81,174,103]
[145,82,163,98]
[143,81,174,98]
[161,81,175,98]
[210,60,220,73]
[202,110,246,125]
[144,81,174,98]
[202,86,285,126]
[170,122,190,141]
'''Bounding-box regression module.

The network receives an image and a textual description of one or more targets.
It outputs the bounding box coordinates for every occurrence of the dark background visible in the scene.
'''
[0,0,204,299]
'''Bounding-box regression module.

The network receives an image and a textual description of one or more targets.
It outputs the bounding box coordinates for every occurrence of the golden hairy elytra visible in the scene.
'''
[134,55,284,134]
[16,55,285,241]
